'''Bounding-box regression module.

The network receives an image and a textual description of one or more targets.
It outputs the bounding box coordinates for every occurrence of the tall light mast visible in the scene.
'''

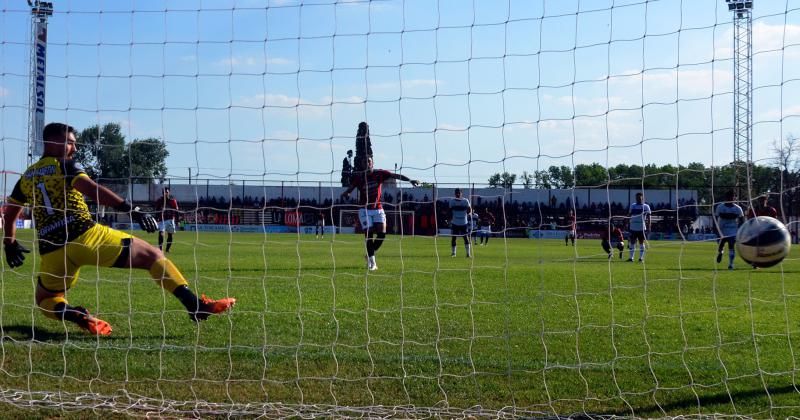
[27,1,53,165]
[726,0,753,193]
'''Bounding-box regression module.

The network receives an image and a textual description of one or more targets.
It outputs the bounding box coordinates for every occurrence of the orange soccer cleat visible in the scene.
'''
[70,307,113,336]
[190,294,237,322]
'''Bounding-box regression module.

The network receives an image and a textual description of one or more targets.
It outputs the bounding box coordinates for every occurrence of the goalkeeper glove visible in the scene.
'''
[115,201,158,233]
[4,240,30,268]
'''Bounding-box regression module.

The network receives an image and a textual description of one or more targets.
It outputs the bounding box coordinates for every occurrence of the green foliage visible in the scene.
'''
[74,123,170,183]
[487,171,516,189]
[128,138,169,183]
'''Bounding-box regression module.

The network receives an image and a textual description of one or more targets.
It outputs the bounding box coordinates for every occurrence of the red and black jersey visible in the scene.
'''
[480,212,495,226]
[568,214,576,231]
[747,205,778,219]
[601,227,624,242]
[350,169,392,210]
[155,197,179,221]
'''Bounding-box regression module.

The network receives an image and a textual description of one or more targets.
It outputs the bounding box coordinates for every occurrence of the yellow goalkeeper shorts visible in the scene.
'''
[38,224,133,293]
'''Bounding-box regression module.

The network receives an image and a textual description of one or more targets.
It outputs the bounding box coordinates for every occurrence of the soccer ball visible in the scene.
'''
[735,216,792,268]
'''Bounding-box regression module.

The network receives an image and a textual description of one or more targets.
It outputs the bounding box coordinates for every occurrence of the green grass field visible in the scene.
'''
[2,229,800,418]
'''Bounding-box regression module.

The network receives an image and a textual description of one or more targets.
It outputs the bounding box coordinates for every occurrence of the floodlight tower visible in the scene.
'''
[726,0,753,193]
[27,0,54,165]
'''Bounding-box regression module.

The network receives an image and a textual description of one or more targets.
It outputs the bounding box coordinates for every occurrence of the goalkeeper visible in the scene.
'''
[2,123,235,336]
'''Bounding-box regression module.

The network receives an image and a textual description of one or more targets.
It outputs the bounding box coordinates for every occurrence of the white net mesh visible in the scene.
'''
[2,0,800,418]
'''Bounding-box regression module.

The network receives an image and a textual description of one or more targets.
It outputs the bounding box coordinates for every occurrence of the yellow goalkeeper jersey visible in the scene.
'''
[7,157,96,254]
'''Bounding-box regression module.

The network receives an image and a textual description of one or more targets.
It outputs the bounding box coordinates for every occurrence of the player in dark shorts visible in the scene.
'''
[601,223,625,259]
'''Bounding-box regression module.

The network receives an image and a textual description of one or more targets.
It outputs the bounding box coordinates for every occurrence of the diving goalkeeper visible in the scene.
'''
[2,123,235,336]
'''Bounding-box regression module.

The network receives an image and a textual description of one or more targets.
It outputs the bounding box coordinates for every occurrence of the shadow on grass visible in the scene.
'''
[603,383,800,417]
[2,324,180,342]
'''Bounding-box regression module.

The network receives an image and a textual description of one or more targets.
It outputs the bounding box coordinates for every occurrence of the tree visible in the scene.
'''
[73,123,169,184]
[520,171,534,189]
[75,123,126,181]
[771,134,799,173]
[488,171,516,189]
[533,169,552,189]
[127,138,169,183]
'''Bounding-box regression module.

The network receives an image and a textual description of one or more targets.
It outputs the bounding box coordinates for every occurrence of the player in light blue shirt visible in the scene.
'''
[714,190,744,270]
[448,188,472,258]
[627,192,652,262]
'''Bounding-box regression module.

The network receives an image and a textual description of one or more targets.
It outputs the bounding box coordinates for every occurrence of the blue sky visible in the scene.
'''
[3,0,800,186]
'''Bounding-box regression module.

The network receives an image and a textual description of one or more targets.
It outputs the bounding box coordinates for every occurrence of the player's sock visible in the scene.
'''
[38,296,68,321]
[166,233,173,252]
[149,258,190,293]
[639,244,646,261]
[39,297,112,335]
[369,255,377,270]
[465,243,471,257]
[729,249,735,266]
[629,247,635,260]
[158,232,164,250]
[372,232,385,252]
[451,245,456,256]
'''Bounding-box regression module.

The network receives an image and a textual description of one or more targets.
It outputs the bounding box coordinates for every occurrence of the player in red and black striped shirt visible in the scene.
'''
[341,156,419,270]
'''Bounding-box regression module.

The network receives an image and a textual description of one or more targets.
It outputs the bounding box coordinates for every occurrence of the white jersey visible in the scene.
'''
[470,213,479,230]
[449,197,471,226]
[628,202,651,232]
[715,203,744,237]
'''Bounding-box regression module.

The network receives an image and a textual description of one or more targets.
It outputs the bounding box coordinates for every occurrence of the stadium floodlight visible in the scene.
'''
[726,0,753,12]
[726,0,753,194]
[27,0,53,163]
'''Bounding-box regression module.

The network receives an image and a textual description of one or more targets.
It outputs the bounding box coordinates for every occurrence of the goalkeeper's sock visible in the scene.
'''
[38,296,68,321]
[173,285,200,313]
[372,232,385,252]
[149,258,190,293]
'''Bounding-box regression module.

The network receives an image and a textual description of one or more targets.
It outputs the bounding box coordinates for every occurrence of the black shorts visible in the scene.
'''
[602,240,624,253]
[629,231,646,244]
[451,224,468,236]
[719,235,736,248]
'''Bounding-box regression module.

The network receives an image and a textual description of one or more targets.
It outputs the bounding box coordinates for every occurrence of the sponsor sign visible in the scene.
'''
[31,22,48,157]
[284,211,300,227]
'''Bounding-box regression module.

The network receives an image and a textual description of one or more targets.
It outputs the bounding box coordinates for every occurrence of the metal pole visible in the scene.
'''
[27,1,54,165]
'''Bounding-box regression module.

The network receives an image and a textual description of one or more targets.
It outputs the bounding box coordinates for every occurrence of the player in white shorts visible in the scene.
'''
[448,188,472,258]
[341,156,419,270]
[627,192,651,262]
[155,187,179,252]
[714,190,744,270]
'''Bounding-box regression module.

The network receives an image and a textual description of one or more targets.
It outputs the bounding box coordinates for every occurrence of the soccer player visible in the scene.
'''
[478,208,495,246]
[448,188,472,258]
[747,194,778,219]
[315,211,325,238]
[1,123,235,336]
[601,222,625,259]
[469,210,480,243]
[714,190,745,270]
[340,156,419,270]
[565,209,576,246]
[626,192,651,262]
[155,187,179,252]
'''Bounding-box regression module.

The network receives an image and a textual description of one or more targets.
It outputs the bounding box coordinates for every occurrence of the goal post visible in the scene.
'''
[3,1,800,418]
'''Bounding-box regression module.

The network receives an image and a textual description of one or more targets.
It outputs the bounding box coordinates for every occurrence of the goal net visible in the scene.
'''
[2,1,800,418]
